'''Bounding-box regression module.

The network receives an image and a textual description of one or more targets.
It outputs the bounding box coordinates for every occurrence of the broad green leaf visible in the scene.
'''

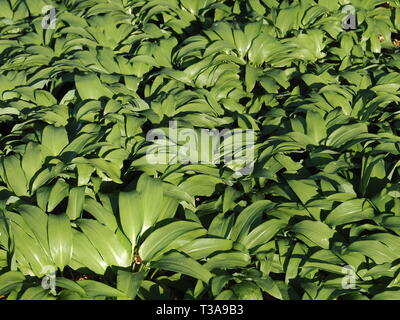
[78,280,127,298]
[76,219,130,267]
[117,270,145,300]
[47,179,69,212]
[48,214,73,270]
[291,220,335,249]
[230,200,274,242]
[179,175,223,197]
[66,187,85,220]
[325,199,374,226]
[204,252,250,271]
[84,198,118,232]
[119,191,142,244]
[346,240,399,264]
[18,205,50,255]
[231,281,263,300]
[1,155,28,196]
[42,126,69,156]
[151,252,213,283]
[20,287,55,300]
[71,231,108,275]
[255,276,283,300]
[137,174,164,233]
[242,219,286,249]
[181,238,233,259]
[0,272,25,296]
[56,277,86,296]
[139,221,205,262]
[75,73,113,100]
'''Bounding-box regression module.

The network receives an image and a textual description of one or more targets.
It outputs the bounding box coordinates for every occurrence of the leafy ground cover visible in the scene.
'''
[0,0,400,300]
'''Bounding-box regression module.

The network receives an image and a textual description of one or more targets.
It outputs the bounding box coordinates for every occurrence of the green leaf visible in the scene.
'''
[0,272,25,296]
[18,205,50,255]
[75,73,113,100]
[181,238,233,259]
[179,175,223,197]
[230,200,274,242]
[151,252,213,283]
[291,220,335,249]
[66,187,85,220]
[78,280,127,298]
[346,240,398,264]
[42,126,69,156]
[119,190,142,245]
[204,252,250,271]
[48,214,73,270]
[71,231,108,275]
[245,65,258,92]
[20,287,55,300]
[83,198,118,232]
[76,219,130,267]
[1,155,28,196]
[306,111,327,144]
[242,219,286,249]
[255,276,283,300]
[326,123,369,148]
[139,221,205,262]
[137,174,164,233]
[373,289,400,300]
[231,281,263,300]
[325,199,374,226]
[215,290,238,300]
[48,179,69,212]
[117,270,145,300]
[56,277,87,296]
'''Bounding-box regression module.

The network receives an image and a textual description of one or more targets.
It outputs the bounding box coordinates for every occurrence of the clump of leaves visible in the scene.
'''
[0,0,399,300]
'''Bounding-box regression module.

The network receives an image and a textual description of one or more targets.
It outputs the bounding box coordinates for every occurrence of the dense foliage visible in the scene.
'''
[0,0,400,300]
